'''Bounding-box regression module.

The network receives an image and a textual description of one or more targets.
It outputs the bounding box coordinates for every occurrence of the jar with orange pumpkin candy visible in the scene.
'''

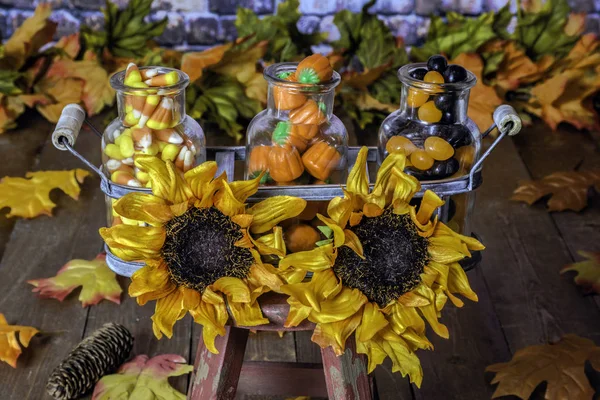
[378,55,480,181]
[245,54,348,185]
[101,64,206,226]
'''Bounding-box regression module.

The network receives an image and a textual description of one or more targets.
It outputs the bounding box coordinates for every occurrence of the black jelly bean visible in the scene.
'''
[409,68,428,80]
[434,94,455,112]
[441,111,455,124]
[427,55,448,73]
[444,65,468,83]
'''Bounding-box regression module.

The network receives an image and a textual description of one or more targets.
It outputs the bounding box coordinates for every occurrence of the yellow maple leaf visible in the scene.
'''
[561,251,600,294]
[0,169,90,218]
[487,41,553,90]
[181,42,233,83]
[451,53,502,133]
[511,169,600,212]
[487,334,600,399]
[0,4,56,70]
[0,313,39,368]
[28,253,122,307]
[35,77,85,123]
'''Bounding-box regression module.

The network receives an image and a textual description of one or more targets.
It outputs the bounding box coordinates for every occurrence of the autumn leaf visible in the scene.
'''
[92,354,193,400]
[487,334,600,399]
[35,77,84,123]
[0,4,56,70]
[511,169,600,212]
[181,42,232,83]
[0,313,39,368]
[0,169,90,218]
[451,53,503,132]
[561,251,600,294]
[28,253,122,307]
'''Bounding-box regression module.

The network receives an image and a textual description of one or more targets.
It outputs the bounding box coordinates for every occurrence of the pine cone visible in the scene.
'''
[46,323,134,400]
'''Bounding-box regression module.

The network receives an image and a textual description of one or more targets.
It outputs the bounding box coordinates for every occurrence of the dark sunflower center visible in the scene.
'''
[333,208,429,306]
[161,207,254,293]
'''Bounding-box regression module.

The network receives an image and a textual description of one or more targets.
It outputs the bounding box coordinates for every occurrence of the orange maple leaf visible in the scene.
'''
[0,314,39,368]
[561,251,600,294]
[29,253,122,307]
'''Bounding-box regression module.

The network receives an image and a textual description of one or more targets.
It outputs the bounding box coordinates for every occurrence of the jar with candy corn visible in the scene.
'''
[102,64,205,225]
[245,54,348,185]
[378,55,480,181]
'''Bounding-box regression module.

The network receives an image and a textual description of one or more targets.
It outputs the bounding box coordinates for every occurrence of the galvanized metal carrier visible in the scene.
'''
[52,103,522,277]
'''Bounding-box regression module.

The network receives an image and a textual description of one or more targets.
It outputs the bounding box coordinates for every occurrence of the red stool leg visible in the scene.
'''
[188,326,249,400]
[321,337,373,400]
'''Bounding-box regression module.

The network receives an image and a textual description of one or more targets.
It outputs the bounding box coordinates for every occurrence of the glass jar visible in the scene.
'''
[102,66,206,226]
[378,63,480,181]
[245,62,348,185]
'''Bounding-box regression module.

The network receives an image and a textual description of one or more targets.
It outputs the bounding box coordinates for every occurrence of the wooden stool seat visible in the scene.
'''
[188,292,374,400]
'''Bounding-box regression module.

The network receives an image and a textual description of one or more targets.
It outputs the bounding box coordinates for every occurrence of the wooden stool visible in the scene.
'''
[188,293,374,400]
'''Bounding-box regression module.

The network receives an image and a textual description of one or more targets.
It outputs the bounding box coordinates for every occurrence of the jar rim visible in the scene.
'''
[110,66,190,93]
[397,63,477,91]
[264,62,341,92]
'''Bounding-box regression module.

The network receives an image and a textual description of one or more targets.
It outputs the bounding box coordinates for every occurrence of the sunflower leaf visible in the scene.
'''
[28,253,122,307]
[317,225,333,239]
[92,354,193,399]
[316,238,334,247]
[511,169,600,212]
[0,169,90,218]
[561,251,600,294]
[486,334,600,399]
[0,314,39,368]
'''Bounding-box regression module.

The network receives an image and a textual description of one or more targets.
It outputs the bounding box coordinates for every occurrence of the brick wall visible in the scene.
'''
[1,0,599,49]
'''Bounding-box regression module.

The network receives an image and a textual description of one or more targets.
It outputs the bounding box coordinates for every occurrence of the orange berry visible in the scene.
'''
[410,150,435,170]
[418,101,442,123]
[407,89,429,108]
[424,136,454,161]
[424,71,444,84]
[386,136,417,155]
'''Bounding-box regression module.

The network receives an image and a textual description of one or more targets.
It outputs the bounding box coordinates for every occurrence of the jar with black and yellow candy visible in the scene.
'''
[245,55,348,185]
[378,55,480,181]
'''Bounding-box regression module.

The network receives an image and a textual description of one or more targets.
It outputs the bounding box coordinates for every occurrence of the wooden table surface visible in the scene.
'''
[0,112,599,400]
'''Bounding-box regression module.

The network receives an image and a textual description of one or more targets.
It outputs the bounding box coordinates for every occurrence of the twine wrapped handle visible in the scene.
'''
[51,104,86,151]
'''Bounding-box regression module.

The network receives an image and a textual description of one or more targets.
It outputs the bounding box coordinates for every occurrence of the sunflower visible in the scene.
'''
[277,147,484,386]
[100,155,306,352]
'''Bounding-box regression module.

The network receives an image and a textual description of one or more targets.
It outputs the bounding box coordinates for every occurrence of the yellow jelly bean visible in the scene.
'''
[424,71,444,84]
[407,89,429,108]
[135,170,150,183]
[418,101,442,123]
[386,136,418,156]
[119,135,135,158]
[141,143,159,156]
[424,136,454,161]
[410,150,435,171]
[157,141,168,152]
[104,143,124,160]
[161,144,180,162]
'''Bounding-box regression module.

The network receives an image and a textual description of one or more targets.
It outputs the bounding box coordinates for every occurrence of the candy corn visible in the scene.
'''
[132,127,153,149]
[146,97,174,130]
[154,128,183,144]
[140,68,159,80]
[124,63,142,86]
[137,95,161,128]
[144,71,179,87]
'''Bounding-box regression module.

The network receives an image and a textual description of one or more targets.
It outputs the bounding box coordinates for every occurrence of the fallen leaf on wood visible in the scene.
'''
[0,169,90,218]
[561,251,600,294]
[487,334,600,399]
[0,313,39,368]
[511,169,600,212]
[92,354,193,400]
[28,253,122,307]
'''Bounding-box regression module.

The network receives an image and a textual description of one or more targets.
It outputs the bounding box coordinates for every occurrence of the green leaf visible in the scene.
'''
[317,225,333,239]
[0,70,22,95]
[369,71,402,105]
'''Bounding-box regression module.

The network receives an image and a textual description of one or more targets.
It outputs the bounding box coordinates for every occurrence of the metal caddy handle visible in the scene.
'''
[52,104,522,276]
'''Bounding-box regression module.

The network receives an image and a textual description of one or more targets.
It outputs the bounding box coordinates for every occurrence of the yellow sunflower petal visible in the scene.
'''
[284,297,313,328]
[400,328,433,351]
[413,284,449,338]
[129,262,176,305]
[434,222,485,251]
[280,269,341,313]
[327,196,353,228]
[182,287,201,310]
[189,299,228,354]
[229,300,269,326]
[202,287,225,305]
[214,180,245,217]
[349,211,363,226]
[317,214,345,248]
[234,229,254,248]
[279,244,336,271]
[231,214,254,228]
[229,172,263,203]
[151,288,185,339]
[428,236,471,263]
[170,201,190,217]
[389,172,420,206]
[397,291,431,308]
[248,196,307,234]
[377,328,424,388]
[184,161,218,199]
[113,193,173,226]
[195,172,226,209]
[314,287,367,324]
[211,277,251,303]
[356,335,387,373]
[248,263,283,293]
[356,302,388,342]
[427,261,449,289]
[312,312,363,356]
[135,155,193,204]
[346,147,370,197]
[252,227,286,257]
[363,202,383,218]
[386,303,426,335]
[373,151,408,195]
[100,225,165,261]
[415,190,444,226]
[448,262,478,302]
[343,229,364,258]
[279,267,307,285]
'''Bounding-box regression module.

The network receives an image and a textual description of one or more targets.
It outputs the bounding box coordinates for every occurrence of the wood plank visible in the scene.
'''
[0,112,54,259]
[471,135,600,355]
[294,331,323,364]
[0,115,106,399]
[243,331,296,362]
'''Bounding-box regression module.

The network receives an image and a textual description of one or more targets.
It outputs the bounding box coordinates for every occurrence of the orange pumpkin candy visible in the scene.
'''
[302,141,341,181]
[289,100,327,125]
[284,223,321,253]
[268,145,304,183]
[272,73,306,111]
[248,145,271,176]
[296,54,334,84]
